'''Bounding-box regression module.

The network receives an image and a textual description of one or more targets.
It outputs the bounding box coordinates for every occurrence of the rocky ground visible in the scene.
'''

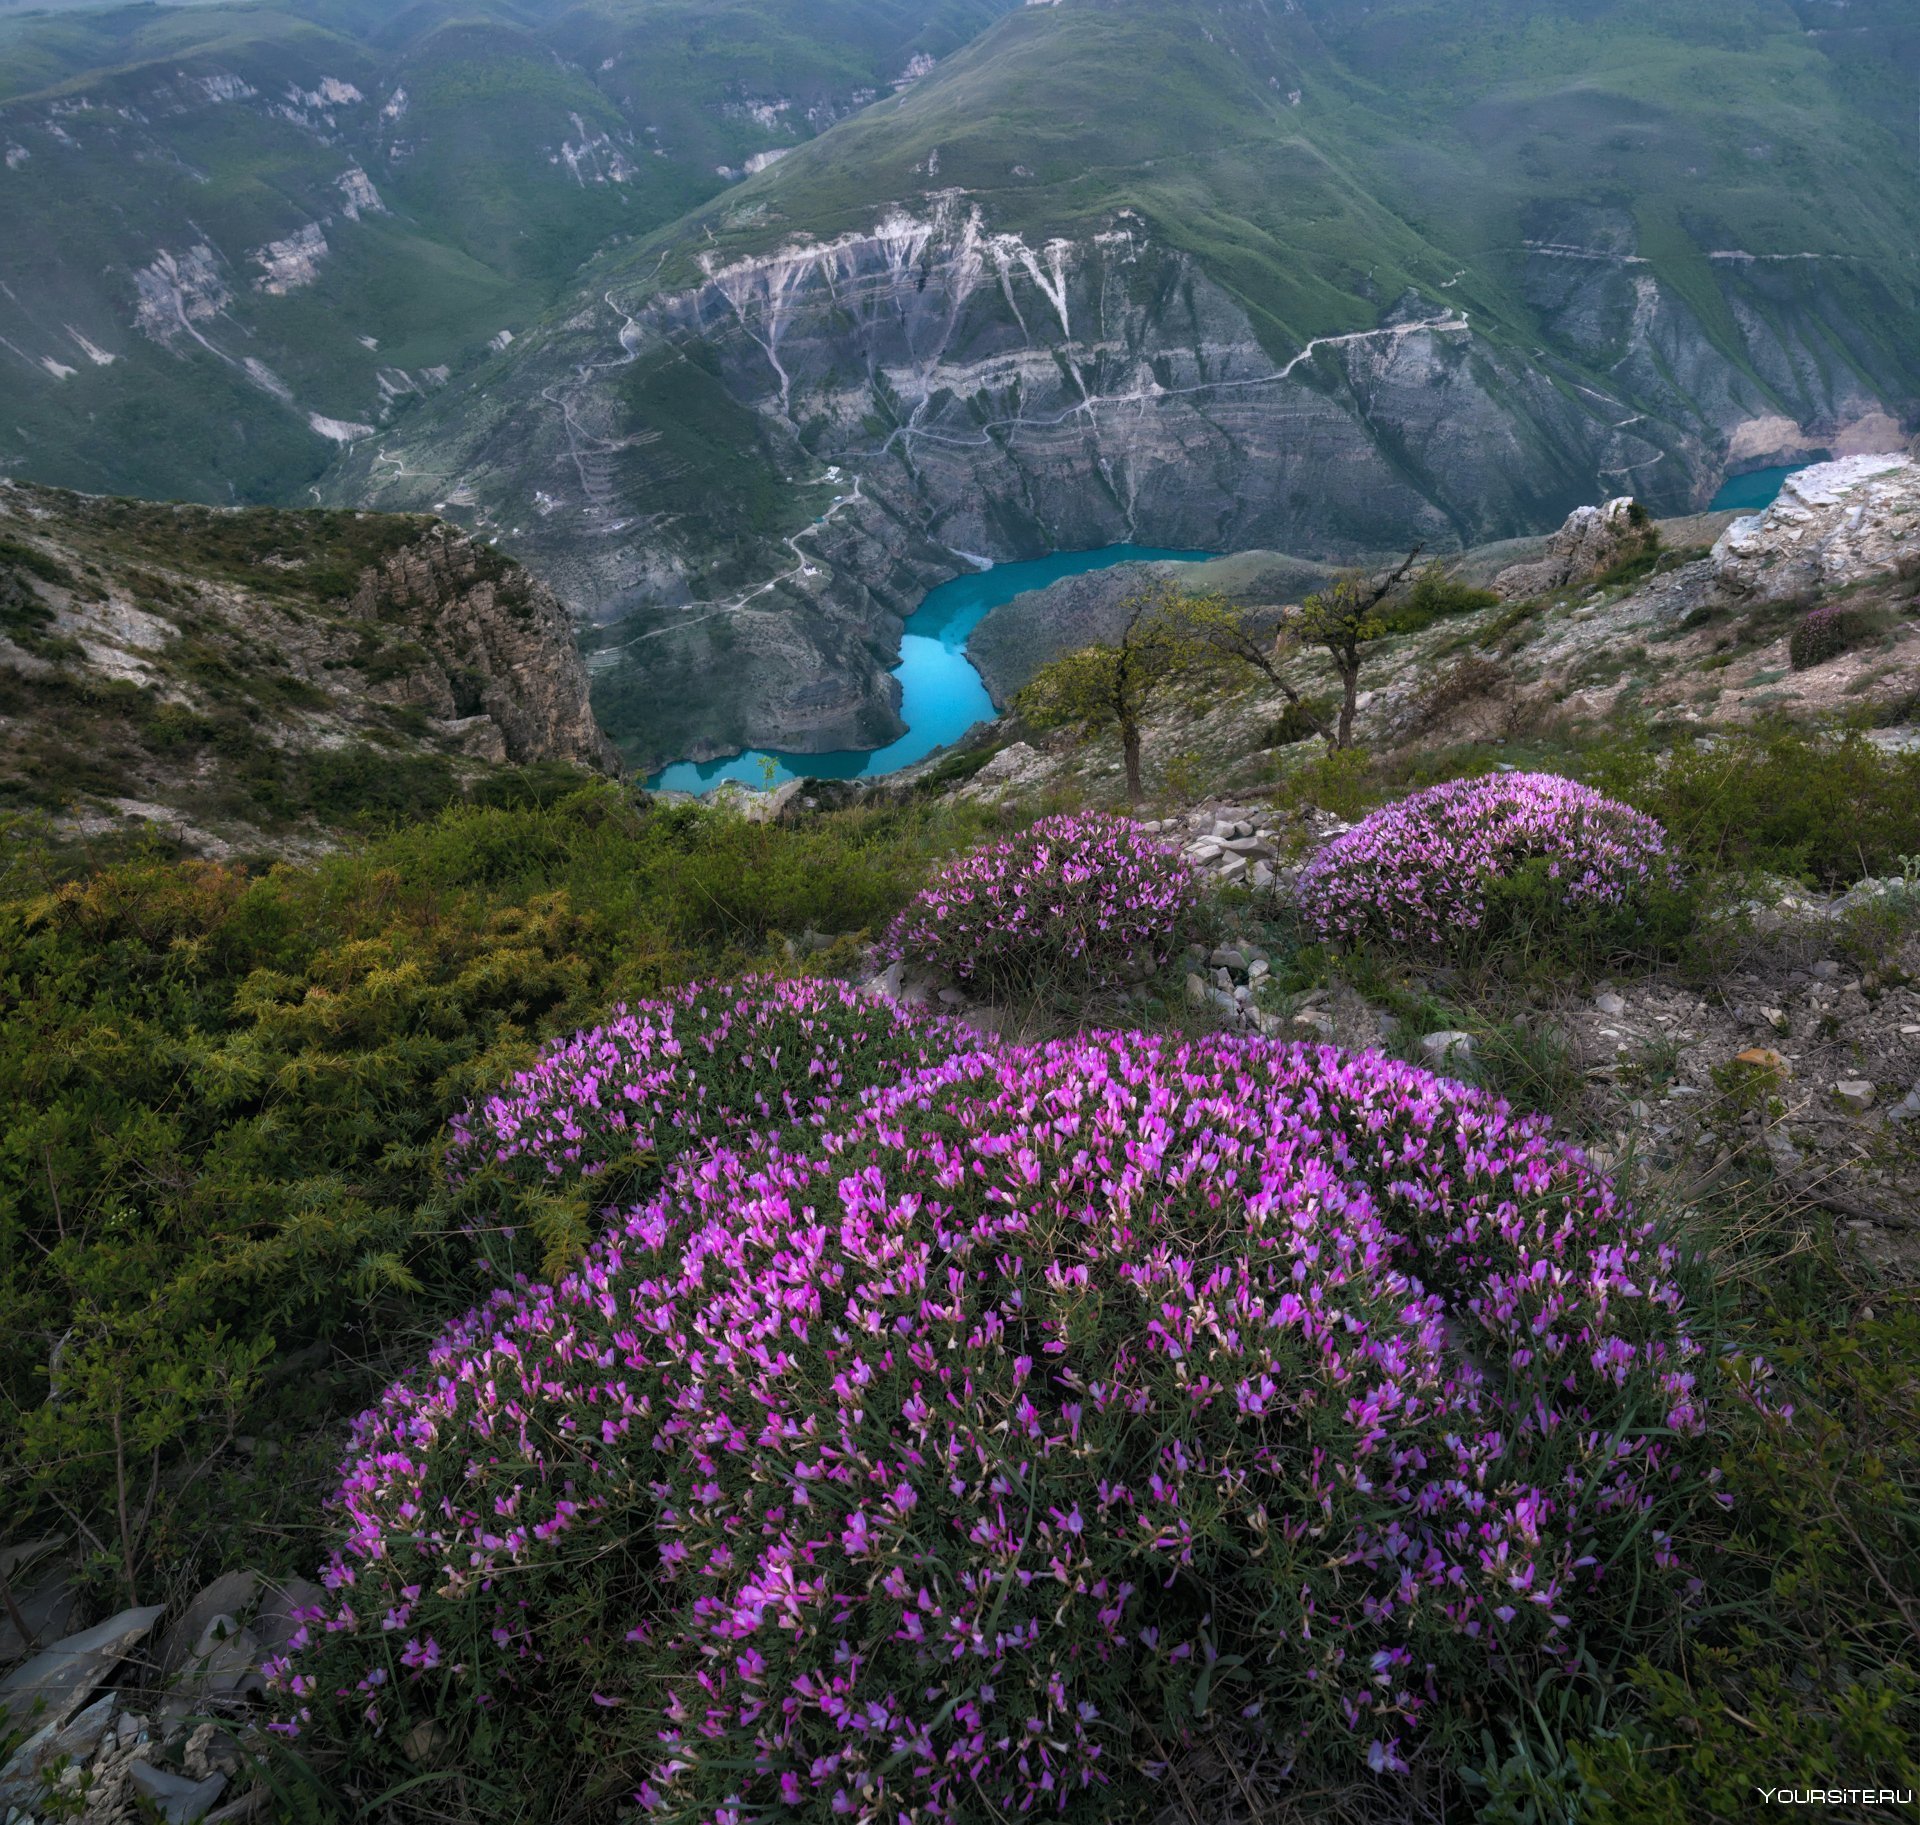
[866,790,1920,1289]
[0,1557,321,1823]
[942,461,1920,805]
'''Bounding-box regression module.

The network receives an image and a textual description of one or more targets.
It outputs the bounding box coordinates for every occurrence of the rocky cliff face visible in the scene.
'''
[0,483,616,856]
[1493,498,1653,601]
[330,197,1916,772]
[1710,455,1920,605]
[347,527,619,772]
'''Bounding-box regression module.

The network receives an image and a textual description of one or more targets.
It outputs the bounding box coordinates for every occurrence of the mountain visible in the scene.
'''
[315,0,1920,772]
[0,0,1015,503]
[0,478,616,856]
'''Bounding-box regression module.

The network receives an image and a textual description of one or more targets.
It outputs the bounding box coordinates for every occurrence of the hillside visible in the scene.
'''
[0,0,1014,503]
[1,631,1916,1821]
[319,0,1920,772]
[0,480,616,857]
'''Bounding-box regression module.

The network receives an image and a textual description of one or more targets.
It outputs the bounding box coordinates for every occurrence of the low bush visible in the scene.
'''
[446,976,972,1276]
[1261,694,1334,747]
[1380,560,1500,633]
[275,1030,1736,1822]
[1587,725,1920,887]
[1577,1287,1920,1819]
[1787,603,1881,670]
[1298,771,1684,954]
[885,810,1200,989]
[0,784,994,1607]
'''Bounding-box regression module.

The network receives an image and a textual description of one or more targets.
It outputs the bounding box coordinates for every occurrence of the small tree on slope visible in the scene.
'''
[1291,545,1424,748]
[1015,581,1215,800]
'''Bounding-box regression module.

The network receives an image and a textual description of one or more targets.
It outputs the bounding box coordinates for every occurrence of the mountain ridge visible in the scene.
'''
[0,0,1016,501]
[321,0,1920,769]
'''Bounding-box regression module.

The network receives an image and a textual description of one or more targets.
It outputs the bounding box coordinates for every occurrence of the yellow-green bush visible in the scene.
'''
[0,782,993,1606]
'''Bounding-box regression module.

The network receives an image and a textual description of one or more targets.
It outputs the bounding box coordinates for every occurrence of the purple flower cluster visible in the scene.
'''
[884,812,1200,988]
[275,1025,1732,1822]
[446,975,970,1263]
[1299,772,1681,950]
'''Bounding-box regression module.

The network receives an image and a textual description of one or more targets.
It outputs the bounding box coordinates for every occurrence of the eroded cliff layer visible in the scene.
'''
[323,0,1920,770]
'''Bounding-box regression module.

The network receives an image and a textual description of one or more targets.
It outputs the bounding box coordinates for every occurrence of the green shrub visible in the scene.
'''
[1263,695,1334,746]
[1576,1300,1920,1820]
[1381,560,1500,633]
[0,533,75,589]
[1587,726,1920,887]
[0,785,992,1607]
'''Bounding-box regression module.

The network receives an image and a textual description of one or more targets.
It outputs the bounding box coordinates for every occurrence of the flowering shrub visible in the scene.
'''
[446,975,971,1274]
[884,812,1200,989]
[1787,603,1875,671]
[275,1028,1731,1822]
[1299,772,1682,952]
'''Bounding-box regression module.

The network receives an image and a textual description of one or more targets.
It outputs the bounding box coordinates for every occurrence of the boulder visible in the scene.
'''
[0,1604,164,1735]
[0,1564,81,1667]
[128,1758,228,1823]
[957,740,1050,802]
[1710,454,1920,604]
[1494,497,1650,600]
[250,1577,324,1663]
[1420,1030,1477,1072]
[158,1573,260,1679]
[728,779,808,825]
[0,1691,117,1812]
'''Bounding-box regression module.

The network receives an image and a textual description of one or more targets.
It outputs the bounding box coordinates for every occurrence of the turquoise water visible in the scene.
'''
[1710,463,1808,513]
[648,545,1214,794]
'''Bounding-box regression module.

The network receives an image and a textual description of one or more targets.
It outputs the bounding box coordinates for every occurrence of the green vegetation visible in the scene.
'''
[1380,560,1502,634]
[0,707,1913,1820]
[0,0,1016,502]
[0,782,1000,1612]
[1588,724,1920,887]
[1016,584,1228,799]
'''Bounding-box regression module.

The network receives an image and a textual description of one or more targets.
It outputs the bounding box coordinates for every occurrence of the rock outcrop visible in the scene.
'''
[0,483,618,855]
[1493,497,1652,600]
[351,526,618,771]
[1710,455,1920,604]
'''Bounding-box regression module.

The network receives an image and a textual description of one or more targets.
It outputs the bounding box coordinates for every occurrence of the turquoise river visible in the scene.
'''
[649,545,1212,794]
[651,472,1804,794]
[1709,463,1806,514]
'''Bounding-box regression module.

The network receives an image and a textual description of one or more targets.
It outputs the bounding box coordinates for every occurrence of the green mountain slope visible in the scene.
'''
[0,0,1015,501]
[318,0,1920,772]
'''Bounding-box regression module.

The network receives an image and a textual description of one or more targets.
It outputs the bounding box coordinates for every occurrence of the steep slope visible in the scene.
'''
[322,0,1920,772]
[0,0,1014,502]
[0,480,616,856]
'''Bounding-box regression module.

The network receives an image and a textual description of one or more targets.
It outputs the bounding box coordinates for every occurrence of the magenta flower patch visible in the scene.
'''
[884,812,1200,988]
[1298,772,1680,950]
[446,975,974,1263]
[276,1026,1733,1822]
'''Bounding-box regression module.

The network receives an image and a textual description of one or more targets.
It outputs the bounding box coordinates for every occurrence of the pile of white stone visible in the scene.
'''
[1141,803,1309,893]
[0,1550,316,1824]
